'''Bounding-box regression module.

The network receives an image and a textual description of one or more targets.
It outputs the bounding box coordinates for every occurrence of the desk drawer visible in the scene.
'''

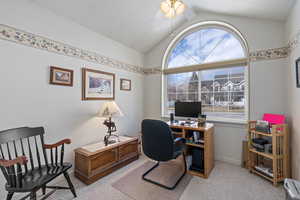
[91,148,118,171]
[119,140,138,161]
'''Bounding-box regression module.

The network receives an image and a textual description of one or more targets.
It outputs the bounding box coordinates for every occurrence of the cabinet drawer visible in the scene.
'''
[119,140,138,161]
[91,148,118,171]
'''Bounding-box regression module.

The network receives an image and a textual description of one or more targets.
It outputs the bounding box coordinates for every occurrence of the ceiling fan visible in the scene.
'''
[152,0,196,36]
[159,0,196,20]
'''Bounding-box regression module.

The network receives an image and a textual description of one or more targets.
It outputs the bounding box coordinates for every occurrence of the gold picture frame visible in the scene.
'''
[50,66,73,87]
[82,68,115,100]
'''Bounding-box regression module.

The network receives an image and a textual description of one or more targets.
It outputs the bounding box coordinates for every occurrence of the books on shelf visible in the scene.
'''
[254,165,274,178]
[192,131,204,144]
[255,120,271,133]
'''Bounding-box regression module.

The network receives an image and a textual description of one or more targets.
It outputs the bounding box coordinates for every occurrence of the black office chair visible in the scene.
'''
[141,119,187,190]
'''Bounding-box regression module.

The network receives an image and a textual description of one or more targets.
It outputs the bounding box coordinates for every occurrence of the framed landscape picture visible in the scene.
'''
[82,68,115,100]
[50,66,73,86]
[296,58,300,88]
[120,78,131,91]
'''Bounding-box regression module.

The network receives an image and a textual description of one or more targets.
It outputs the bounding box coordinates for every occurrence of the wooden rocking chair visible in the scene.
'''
[0,127,77,200]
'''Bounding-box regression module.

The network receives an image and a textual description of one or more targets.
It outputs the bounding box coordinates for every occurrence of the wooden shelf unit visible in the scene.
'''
[169,122,214,178]
[186,142,204,148]
[248,121,290,186]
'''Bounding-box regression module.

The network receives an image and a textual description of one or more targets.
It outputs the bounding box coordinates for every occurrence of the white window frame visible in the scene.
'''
[161,21,250,124]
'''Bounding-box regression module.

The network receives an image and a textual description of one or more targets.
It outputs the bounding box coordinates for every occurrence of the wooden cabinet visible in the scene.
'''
[74,136,139,185]
[119,141,138,161]
[90,148,118,171]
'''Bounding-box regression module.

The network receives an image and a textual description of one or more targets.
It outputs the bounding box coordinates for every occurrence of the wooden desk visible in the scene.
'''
[168,122,214,178]
[74,136,139,184]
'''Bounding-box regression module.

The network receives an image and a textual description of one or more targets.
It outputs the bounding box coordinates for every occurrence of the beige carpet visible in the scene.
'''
[112,157,192,200]
[5,157,285,200]
[180,161,285,200]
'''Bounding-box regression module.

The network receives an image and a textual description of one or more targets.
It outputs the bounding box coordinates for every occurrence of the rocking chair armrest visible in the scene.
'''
[43,139,71,149]
[0,156,28,167]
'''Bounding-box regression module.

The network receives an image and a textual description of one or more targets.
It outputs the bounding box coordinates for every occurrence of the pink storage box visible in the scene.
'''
[262,113,285,125]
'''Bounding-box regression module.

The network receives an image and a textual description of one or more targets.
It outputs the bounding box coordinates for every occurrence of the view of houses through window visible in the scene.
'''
[165,27,247,121]
[166,67,246,119]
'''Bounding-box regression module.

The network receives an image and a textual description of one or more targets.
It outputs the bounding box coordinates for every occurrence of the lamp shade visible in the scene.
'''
[98,101,124,118]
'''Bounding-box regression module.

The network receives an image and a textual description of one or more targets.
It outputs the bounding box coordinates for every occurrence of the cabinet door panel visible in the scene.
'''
[91,148,118,171]
[119,140,138,161]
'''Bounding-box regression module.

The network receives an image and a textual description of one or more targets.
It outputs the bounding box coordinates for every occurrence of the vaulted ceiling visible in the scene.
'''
[33,0,295,53]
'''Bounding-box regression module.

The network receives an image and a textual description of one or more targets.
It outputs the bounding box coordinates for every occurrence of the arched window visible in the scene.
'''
[162,21,249,122]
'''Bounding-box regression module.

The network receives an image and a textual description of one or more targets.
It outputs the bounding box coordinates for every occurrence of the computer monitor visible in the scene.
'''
[175,102,202,118]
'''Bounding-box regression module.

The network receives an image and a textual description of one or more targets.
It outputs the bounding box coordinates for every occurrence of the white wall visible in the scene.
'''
[0,0,144,67]
[0,0,144,196]
[285,1,300,179]
[143,11,287,165]
[144,11,285,68]
[249,59,287,120]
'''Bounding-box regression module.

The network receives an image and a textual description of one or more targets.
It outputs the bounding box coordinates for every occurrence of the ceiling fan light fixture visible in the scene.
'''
[160,0,186,19]
[174,0,185,15]
[160,0,172,14]
[164,8,176,19]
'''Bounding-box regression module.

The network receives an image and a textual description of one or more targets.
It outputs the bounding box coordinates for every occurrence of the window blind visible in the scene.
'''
[163,58,248,75]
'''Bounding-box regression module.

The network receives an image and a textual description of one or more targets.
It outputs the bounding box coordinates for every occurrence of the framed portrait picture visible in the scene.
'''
[296,58,300,88]
[82,68,115,100]
[120,79,131,91]
[50,66,73,86]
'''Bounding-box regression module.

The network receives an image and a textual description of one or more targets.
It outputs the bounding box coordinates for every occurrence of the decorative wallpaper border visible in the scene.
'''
[144,47,290,75]
[249,47,290,62]
[0,24,293,76]
[0,24,144,74]
[143,67,162,75]
[288,29,300,51]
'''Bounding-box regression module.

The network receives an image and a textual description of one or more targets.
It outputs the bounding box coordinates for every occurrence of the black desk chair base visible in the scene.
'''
[142,153,187,190]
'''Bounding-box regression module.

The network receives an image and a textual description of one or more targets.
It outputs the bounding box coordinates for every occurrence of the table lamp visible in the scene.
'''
[98,101,124,146]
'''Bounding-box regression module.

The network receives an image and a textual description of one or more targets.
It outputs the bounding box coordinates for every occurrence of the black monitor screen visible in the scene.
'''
[175,102,202,118]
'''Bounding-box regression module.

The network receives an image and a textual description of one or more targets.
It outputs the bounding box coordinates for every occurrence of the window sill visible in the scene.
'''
[206,117,247,125]
[161,115,248,125]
